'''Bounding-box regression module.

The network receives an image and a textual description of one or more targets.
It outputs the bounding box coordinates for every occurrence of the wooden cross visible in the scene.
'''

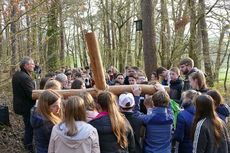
[32,32,169,100]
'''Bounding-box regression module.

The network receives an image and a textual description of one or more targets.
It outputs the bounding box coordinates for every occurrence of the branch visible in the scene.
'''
[0,0,46,35]
[195,0,219,25]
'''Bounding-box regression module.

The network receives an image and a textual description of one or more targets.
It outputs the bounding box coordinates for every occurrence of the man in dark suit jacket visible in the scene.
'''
[12,56,36,153]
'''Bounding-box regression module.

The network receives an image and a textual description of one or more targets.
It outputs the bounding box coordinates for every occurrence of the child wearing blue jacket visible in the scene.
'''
[174,90,200,153]
[132,85,174,153]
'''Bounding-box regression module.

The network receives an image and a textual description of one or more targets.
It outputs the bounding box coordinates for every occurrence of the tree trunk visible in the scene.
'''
[224,37,230,91]
[59,1,65,66]
[25,0,31,56]
[214,25,229,82]
[199,0,214,87]
[111,0,116,66]
[105,0,112,66]
[196,19,202,69]
[160,0,170,68]
[47,0,59,72]
[125,0,132,66]
[189,0,198,67]
[141,0,158,80]
[118,27,124,72]
[77,27,83,67]
[10,0,18,75]
[0,10,3,59]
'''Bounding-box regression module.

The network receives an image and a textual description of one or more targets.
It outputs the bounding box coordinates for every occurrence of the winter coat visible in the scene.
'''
[12,68,36,115]
[133,96,174,153]
[48,121,100,153]
[182,68,198,92]
[192,118,230,153]
[174,100,195,153]
[30,107,54,153]
[122,111,143,153]
[169,77,183,104]
[216,104,230,123]
[89,114,135,153]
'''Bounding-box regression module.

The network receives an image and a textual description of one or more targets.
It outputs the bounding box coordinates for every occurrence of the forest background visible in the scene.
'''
[0,0,230,152]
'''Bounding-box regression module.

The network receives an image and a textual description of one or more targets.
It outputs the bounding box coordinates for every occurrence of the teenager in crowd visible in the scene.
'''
[77,91,98,122]
[48,96,100,153]
[30,90,63,153]
[189,70,209,94]
[179,58,198,91]
[207,90,230,123]
[191,95,230,153]
[119,93,143,153]
[89,91,135,153]
[156,67,170,86]
[174,90,201,153]
[169,67,183,104]
[132,85,174,153]
[71,79,86,89]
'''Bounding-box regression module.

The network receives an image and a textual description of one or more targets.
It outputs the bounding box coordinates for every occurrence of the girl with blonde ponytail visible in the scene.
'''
[48,96,100,153]
[89,91,135,153]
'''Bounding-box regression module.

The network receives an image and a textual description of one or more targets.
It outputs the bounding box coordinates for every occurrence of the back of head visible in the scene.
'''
[71,79,83,89]
[195,95,216,119]
[77,91,96,111]
[74,71,82,78]
[97,91,117,112]
[44,80,62,90]
[180,57,194,67]
[40,77,50,89]
[55,73,67,83]
[63,96,86,136]
[37,89,62,125]
[97,91,128,148]
[144,96,153,107]
[119,93,135,110]
[207,90,223,108]
[182,90,201,102]
[192,94,223,146]
[152,91,170,107]
[45,72,55,78]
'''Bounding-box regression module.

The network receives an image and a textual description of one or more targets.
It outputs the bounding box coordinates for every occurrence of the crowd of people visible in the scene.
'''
[12,56,230,153]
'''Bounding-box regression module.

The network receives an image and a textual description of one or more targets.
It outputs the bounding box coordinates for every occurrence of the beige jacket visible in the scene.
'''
[48,121,100,153]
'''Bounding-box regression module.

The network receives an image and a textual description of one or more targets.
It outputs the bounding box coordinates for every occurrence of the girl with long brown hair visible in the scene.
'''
[207,89,230,123]
[30,89,63,153]
[188,70,209,94]
[191,95,230,153]
[89,91,135,153]
[48,96,100,153]
[77,91,98,122]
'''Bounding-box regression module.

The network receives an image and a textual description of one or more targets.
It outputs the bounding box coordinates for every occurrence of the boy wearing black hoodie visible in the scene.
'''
[169,67,183,105]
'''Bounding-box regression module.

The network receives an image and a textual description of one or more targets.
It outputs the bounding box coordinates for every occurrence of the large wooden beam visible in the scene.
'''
[85,32,107,90]
[32,85,169,100]
[32,32,169,100]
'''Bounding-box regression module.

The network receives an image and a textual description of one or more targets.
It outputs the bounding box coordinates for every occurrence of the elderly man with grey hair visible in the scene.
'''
[55,73,69,89]
[12,56,36,152]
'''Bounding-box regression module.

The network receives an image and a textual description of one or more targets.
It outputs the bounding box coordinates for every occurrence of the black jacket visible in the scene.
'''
[193,118,230,153]
[122,112,143,153]
[182,68,198,92]
[169,77,183,104]
[12,68,36,115]
[89,115,135,153]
